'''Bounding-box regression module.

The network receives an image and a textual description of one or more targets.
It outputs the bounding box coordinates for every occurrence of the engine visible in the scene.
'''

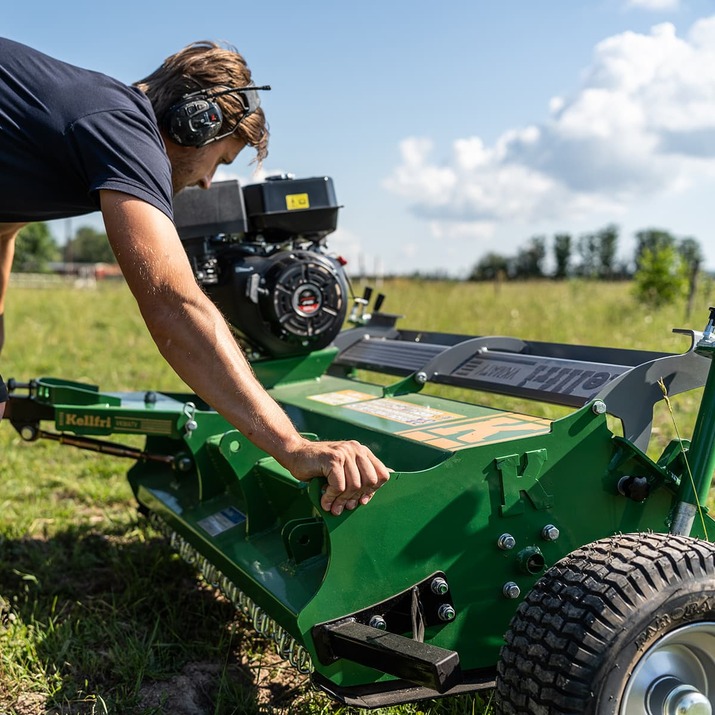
[173,175,349,358]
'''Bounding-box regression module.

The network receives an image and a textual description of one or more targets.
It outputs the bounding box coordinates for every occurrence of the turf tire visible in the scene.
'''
[495,531,715,714]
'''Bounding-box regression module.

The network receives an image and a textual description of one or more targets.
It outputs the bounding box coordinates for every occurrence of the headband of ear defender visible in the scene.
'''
[163,84,271,148]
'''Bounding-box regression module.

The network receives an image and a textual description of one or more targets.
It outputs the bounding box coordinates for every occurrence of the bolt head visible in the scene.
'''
[503,581,521,599]
[369,615,387,630]
[541,524,560,541]
[591,400,607,415]
[498,533,516,550]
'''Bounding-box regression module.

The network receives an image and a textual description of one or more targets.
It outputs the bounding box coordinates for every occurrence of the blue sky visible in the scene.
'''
[6,0,715,276]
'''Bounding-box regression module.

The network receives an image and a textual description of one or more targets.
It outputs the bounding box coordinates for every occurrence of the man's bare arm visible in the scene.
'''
[100,190,389,514]
[0,223,24,354]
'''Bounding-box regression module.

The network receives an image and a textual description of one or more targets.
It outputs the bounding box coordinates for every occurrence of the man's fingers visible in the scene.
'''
[306,440,392,516]
[358,491,375,505]
[320,485,352,516]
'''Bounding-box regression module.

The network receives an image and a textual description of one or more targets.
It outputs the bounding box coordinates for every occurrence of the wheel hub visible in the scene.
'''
[622,623,715,715]
[648,678,712,715]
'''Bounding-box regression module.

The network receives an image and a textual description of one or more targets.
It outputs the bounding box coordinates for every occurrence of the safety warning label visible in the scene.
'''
[345,398,464,426]
[198,506,246,536]
[308,389,376,405]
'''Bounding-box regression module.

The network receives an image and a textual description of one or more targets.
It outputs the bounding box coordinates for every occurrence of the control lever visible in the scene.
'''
[348,286,373,325]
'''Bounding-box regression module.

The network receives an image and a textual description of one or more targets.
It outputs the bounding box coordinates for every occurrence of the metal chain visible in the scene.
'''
[148,513,314,674]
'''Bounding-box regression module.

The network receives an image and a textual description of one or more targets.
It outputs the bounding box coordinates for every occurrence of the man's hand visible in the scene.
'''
[285,438,391,516]
[99,193,392,517]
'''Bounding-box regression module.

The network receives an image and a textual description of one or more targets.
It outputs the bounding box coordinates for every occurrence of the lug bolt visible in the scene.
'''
[541,524,560,541]
[498,533,516,550]
[430,577,449,596]
[369,615,387,630]
[438,604,456,622]
[415,371,428,385]
[503,582,521,599]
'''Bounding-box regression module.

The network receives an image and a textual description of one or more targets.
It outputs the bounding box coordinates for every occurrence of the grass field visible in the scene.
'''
[1,276,712,714]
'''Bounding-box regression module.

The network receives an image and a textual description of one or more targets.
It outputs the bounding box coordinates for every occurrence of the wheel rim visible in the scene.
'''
[621,622,715,714]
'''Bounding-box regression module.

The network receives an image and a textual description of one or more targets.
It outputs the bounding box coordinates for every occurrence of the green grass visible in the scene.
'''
[1,277,712,714]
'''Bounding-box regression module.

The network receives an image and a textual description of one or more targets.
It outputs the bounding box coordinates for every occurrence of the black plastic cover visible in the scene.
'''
[173,180,248,239]
[242,176,339,241]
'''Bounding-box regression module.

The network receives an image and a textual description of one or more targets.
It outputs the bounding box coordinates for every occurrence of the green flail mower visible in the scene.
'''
[8,176,715,714]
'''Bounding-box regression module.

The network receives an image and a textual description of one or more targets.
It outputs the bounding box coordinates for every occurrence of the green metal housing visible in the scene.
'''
[8,319,715,708]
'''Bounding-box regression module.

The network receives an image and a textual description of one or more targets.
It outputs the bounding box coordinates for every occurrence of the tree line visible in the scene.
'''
[469,225,702,282]
[13,223,115,272]
[14,221,706,310]
[468,225,704,308]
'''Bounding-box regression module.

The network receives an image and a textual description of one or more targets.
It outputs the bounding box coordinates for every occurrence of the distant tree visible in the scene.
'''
[469,252,511,281]
[553,233,572,279]
[574,225,619,279]
[679,237,704,319]
[13,222,60,272]
[634,229,677,272]
[513,236,546,279]
[576,231,599,278]
[64,226,115,264]
[597,224,619,279]
[633,242,688,308]
[679,237,703,276]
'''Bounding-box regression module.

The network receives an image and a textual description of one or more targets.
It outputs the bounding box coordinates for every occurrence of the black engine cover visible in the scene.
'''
[206,249,348,357]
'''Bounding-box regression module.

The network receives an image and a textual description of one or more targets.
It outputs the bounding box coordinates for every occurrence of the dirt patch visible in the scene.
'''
[137,648,310,715]
[242,646,310,709]
[137,662,228,715]
[4,691,47,715]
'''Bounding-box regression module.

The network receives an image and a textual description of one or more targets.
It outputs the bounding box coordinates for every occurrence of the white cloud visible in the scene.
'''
[384,16,715,240]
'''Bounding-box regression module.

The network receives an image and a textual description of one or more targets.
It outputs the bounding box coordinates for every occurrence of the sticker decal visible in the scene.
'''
[286,193,310,210]
[399,414,551,450]
[198,506,246,536]
[58,412,112,430]
[346,398,463,426]
[308,389,376,406]
[114,417,174,435]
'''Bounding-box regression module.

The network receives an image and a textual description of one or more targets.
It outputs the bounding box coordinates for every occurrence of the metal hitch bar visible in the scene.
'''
[313,619,462,694]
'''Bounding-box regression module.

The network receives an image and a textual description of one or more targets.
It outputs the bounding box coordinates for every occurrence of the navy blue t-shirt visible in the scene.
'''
[0,38,173,222]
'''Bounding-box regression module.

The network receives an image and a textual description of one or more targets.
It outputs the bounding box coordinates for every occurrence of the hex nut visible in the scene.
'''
[438,604,456,621]
[369,615,387,630]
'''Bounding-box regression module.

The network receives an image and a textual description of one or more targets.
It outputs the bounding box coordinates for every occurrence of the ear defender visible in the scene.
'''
[163,85,270,148]
[163,93,225,147]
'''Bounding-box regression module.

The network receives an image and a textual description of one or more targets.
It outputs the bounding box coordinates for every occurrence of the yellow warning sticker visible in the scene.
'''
[345,398,463,426]
[308,389,376,406]
[399,414,551,450]
[286,193,310,210]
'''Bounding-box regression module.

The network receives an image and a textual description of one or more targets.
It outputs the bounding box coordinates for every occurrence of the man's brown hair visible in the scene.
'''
[135,40,269,163]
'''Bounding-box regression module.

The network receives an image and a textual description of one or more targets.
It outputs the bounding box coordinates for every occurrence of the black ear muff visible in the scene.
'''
[163,94,224,147]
